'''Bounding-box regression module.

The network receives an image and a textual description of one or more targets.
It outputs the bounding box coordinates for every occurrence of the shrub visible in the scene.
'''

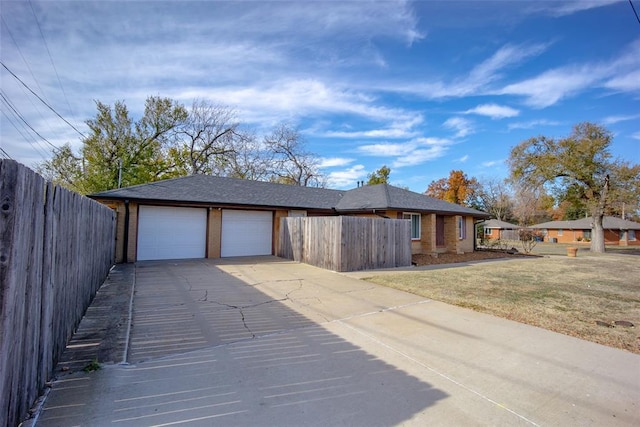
[519,228,544,254]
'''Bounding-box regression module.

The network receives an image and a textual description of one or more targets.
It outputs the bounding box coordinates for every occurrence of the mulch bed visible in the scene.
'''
[412,250,529,266]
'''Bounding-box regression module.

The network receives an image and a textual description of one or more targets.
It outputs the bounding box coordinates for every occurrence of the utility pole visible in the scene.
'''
[118,159,123,188]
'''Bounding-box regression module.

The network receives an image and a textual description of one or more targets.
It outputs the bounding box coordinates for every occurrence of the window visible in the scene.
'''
[629,230,636,241]
[557,229,563,236]
[484,227,492,235]
[403,213,420,240]
[458,216,467,240]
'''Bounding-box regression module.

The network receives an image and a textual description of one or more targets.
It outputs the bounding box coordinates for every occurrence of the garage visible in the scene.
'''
[137,205,207,261]
[221,210,273,257]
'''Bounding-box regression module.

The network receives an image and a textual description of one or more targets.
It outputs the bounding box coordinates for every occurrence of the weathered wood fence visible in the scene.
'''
[0,160,115,426]
[278,216,411,272]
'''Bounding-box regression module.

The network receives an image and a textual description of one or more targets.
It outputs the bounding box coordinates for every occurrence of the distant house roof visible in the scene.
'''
[531,216,640,230]
[478,219,521,229]
[90,175,490,218]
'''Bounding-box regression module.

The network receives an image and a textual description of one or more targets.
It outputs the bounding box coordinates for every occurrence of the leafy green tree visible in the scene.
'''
[40,96,187,193]
[37,143,86,193]
[367,165,391,185]
[509,122,640,253]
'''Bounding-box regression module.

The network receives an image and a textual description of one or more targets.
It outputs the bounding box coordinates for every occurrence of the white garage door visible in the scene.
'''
[137,205,207,261]
[221,210,273,257]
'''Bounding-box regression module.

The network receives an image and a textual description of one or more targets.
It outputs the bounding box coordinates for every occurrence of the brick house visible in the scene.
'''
[531,216,640,246]
[90,175,490,262]
[478,219,522,241]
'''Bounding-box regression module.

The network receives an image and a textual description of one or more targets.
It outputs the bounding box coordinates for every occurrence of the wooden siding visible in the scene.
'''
[277,216,411,272]
[0,160,115,426]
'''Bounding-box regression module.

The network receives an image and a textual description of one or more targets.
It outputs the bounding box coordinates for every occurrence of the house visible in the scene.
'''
[478,219,522,241]
[90,175,490,262]
[531,216,640,246]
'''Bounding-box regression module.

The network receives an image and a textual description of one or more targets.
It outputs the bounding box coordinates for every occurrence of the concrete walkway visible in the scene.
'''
[31,257,639,426]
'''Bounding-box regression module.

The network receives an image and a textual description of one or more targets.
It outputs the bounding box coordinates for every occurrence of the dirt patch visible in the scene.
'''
[412,250,529,266]
[367,254,640,354]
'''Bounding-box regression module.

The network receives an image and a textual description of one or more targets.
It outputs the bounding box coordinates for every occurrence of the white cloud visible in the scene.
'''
[464,103,519,119]
[457,155,470,163]
[604,70,640,92]
[482,160,505,168]
[326,165,366,188]
[324,116,424,139]
[378,42,549,100]
[631,132,640,141]
[602,114,640,125]
[393,146,449,167]
[443,117,474,138]
[497,40,640,108]
[507,119,562,130]
[357,137,453,168]
[319,157,354,168]
[357,142,415,157]
[543,0,622,17]
[498,66,601,108]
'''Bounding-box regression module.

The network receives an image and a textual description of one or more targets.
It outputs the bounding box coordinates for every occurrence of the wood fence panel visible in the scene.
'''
[0,160,115,427]
[278,216,411,272]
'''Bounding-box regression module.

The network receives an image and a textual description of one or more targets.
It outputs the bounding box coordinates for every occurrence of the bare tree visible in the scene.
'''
[263,123,326,187]
[218,130,272,181]
[176,99,239,175]
[510,183,553,226]
[476,177,514,221]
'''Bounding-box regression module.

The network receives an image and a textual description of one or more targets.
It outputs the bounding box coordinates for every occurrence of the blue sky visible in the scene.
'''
[1,0,639,192]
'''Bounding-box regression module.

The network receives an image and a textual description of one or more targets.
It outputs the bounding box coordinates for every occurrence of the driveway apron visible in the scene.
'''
[33,257,639,426]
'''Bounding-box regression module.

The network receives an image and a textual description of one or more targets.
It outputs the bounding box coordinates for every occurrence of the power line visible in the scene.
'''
[1,15,50,107]
[28,0,79,129]
[0,146,14,160]
[1,61,86,138]
[630,0,640,25]
[1,15,60,138]
[1,107,49,160]
[0,91,60,153]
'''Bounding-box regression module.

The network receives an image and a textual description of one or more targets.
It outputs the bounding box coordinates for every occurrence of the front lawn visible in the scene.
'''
[365,253,640,354]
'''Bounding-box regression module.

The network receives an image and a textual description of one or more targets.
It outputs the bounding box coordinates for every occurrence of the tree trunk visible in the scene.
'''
[590,213,606,253]
[590,174,609,254]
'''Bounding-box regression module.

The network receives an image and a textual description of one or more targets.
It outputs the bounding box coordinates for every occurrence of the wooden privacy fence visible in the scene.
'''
[278,216,411,272]
[0,160,116,426]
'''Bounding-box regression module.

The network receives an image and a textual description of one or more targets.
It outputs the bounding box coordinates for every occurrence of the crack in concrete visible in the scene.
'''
[247,278,305,287]
[202,281,305,340]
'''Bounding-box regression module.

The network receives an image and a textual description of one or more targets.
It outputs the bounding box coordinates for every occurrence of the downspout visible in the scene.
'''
[123,199,130,263]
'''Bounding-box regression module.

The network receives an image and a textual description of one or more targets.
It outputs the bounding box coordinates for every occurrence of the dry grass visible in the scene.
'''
[365,253,640,354]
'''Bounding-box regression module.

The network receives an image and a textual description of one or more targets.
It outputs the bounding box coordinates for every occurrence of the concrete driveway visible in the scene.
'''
[33,257,639,426]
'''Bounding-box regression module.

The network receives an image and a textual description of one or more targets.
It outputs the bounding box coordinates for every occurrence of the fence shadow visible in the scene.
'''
[36,259,448,426]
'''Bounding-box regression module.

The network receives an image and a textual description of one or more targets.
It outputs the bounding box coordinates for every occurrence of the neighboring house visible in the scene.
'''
[479,219,522,241]
[531,216,640,246]
[90,175,490,262]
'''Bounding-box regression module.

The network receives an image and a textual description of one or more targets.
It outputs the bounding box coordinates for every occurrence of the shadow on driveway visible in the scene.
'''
[35,259,447,426]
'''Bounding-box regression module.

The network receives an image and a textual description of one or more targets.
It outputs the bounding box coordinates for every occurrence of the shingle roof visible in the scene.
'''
[91,174,343,210]
[91,176,491,217]
[335,184,490,217]
[478,219,521,229]
[531,216,640,230]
